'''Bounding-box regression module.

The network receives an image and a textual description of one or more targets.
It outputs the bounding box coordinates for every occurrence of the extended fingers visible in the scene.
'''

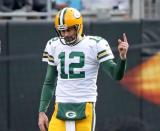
[123,33,128,42]
[118,33,128,43]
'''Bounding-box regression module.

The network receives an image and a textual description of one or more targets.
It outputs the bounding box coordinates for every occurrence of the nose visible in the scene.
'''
[64,31,69,37]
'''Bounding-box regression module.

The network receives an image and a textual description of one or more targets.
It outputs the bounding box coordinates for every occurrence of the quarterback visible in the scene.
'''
[38,7,129,131]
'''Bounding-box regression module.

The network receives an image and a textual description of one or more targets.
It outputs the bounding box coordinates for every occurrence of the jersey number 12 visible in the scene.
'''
[58,51,85,79]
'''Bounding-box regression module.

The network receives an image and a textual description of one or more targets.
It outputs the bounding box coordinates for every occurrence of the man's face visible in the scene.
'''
[60,26,77,45]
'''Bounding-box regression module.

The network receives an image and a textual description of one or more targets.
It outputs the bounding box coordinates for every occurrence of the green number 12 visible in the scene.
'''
[58,51,85,79]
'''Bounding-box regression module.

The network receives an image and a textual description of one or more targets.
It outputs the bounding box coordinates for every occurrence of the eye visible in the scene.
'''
[66,28,72,32]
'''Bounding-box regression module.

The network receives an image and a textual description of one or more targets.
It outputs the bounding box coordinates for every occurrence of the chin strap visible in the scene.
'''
[68,35,84,46]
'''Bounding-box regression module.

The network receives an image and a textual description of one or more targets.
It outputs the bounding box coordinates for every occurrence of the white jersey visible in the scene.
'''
[42,36,114,103]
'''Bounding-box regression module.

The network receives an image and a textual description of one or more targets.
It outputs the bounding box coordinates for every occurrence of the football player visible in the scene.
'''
[38,7,129,131]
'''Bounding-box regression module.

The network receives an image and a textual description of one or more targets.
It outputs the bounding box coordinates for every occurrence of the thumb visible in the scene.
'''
[118,39,122,44]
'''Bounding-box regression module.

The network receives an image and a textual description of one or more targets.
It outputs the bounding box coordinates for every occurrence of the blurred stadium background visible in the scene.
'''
[0,0,160,131]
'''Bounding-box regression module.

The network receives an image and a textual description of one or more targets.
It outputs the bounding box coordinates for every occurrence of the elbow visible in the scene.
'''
[113,70,125,80]
[114,75,124,81]
[116,77,123,81]
[114,77,122,81]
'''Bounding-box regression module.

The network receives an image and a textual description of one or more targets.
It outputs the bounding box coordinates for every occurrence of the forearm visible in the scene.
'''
[100,59,126,80]
[39,65,57,112]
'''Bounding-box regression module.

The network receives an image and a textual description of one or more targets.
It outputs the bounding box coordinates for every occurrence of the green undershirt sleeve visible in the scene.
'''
[39,65,57,112]
[100,59,127,80]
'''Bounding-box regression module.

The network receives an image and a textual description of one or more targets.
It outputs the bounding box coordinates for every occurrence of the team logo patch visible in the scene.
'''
[73,9,81,18]
[65,111,77,118]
